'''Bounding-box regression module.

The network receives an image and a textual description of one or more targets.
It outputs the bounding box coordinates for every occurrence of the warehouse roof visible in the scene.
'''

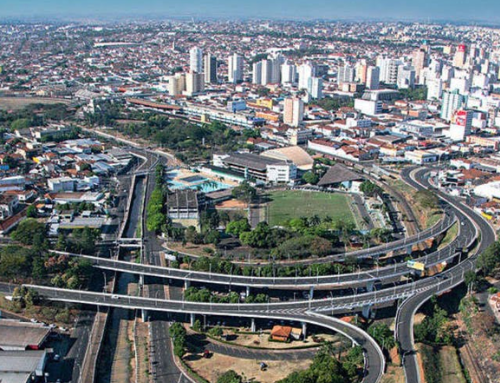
[0,320,50,350]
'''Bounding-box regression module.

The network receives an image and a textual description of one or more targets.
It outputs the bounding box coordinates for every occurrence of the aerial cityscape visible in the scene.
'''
[1,2,500,383]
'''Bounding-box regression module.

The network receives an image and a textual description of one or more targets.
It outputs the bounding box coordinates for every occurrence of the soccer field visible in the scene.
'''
[266,190,357,227]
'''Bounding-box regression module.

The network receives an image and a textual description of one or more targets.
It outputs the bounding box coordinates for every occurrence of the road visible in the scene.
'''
[396,167,496,383]
[25,165,482,383]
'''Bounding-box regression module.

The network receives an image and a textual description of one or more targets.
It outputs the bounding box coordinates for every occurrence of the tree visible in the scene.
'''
[209,326,223,338]
[360,181,383,197]
[232,182,257,204]
[477,241,500,276]
[226,219,251,237]
[26,205,37,218]
[302,171,319,185]
[204,230,221,245]
[368,323,395,351]
[11,219,46,245]
[217,370,242,383]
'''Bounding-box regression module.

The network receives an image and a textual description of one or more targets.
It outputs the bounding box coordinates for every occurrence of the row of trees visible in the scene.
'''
[184,286,268,304]
[146,164,168,233]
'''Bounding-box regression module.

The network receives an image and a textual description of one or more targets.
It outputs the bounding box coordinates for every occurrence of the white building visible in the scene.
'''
[440,89,467,121]
[48,177,76,192]
[189,47,203,74]
[252,61,262,85]
[427,78,443,101]
[308,77,323,99]
[228,54,244,84]
[475,181,500,200]
[281,62,297,85]
[338,64,355,84]
[397,66,415,89]
[354,98,382,116]
[366,66,380,90]
[298,63,316,90]
[445,109,473,141]
[404,150,438,165]
[266,163,297,183]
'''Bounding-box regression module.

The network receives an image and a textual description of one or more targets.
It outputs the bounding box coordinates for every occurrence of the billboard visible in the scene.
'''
[452,110,469,127]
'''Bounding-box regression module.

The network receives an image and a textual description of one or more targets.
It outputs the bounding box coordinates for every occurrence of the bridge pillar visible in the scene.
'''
[184,280,191,289]
[309,286,314,300]
[139,275,144,287]
[362,304,372,319]
[246,286,251,297]
[141,309,148,322]
[251,318,256,333]
[301,322,307,339]
[366,281,374,292]
[190,313,195,327]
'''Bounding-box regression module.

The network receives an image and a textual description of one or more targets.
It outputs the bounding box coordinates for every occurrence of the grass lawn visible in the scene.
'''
[266,191,357,227]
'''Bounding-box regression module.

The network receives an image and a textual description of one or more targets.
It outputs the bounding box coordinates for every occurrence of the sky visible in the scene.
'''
[2,0,500,23]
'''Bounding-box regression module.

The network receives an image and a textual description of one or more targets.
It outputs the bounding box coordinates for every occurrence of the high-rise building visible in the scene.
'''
[261,59,273,85]
[338,64,355,84]
[355,60,368,84]
[440,89,467,121]
[446,109,473,141]
[185,72,204,96]
[281,62,297,85]
[377,58,401,84]
[308,77,323,99]
[298,63,316,90]
[270,53,284,84]
[412,48,428,83]
[190,47,203,74]
[427,79,443,100]
[203,54,217,84]
[168,73,186,96]
[397,66,415,89]
[283,97,304,127]
[252,61,262,85]
[366,66,380,90]
[228,54,244,84]
[453,44,467,68]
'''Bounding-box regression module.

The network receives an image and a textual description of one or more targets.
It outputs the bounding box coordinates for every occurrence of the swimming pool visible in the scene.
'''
[168,180,232,193]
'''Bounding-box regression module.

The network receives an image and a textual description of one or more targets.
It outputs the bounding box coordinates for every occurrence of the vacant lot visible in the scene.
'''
[0,96,71,110]
[267,190,356,227]
[186,352,313,383]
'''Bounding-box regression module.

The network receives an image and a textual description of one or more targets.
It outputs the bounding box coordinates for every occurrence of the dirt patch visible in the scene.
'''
[186,351,313,382]
[0,96,71,110]
[439,346,466,383]
[216,199,248,210]
[381,364,405,383]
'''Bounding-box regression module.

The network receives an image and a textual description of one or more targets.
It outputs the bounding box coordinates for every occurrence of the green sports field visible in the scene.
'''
[266,190,357,227]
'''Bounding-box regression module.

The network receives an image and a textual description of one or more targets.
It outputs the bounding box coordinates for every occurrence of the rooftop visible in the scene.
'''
[318,164,364,186]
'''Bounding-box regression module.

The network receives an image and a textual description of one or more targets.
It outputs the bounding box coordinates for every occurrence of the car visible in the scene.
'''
[53,354,60,362]
[111,295,120,299]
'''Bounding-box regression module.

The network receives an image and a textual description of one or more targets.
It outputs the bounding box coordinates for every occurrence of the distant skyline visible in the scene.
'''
[3,0,500,24]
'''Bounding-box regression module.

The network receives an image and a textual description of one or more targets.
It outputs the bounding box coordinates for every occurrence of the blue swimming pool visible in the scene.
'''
[168,180,232,193]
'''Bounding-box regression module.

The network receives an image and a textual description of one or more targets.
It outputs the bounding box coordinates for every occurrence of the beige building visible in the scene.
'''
[283,97,304,127]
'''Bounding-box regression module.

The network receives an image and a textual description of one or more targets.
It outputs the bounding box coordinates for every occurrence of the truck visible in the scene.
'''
[407,260,426,273]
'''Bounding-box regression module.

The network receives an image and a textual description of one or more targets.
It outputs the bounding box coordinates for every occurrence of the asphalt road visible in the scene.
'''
[396,167,496,383]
